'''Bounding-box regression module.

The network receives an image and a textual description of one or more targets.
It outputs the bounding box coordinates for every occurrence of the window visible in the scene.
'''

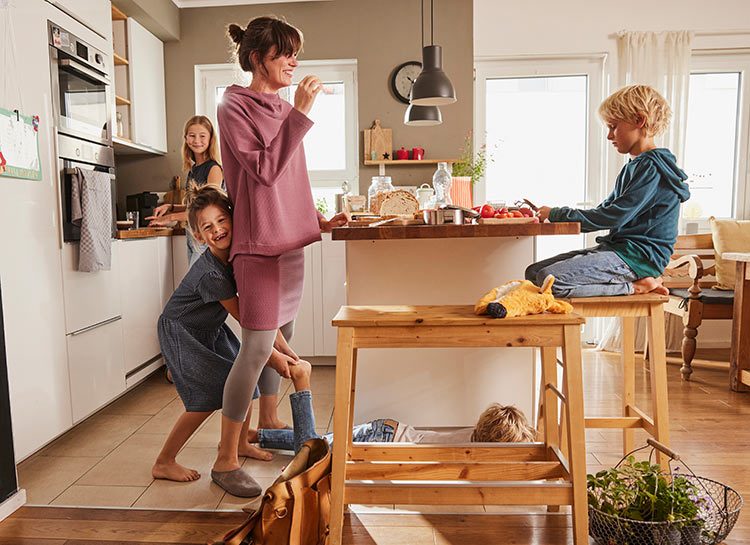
[682,52,750,224]
[474,56,606,261]
[194,60,359,194]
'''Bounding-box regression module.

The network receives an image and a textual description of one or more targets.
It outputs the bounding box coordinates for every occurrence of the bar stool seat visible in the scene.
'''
[328,305,589,545]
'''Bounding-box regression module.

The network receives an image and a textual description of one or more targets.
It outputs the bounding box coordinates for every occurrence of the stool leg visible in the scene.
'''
[563,325,588,545]
[648,304,671,468]
[541,347,561,513]
[330,327,356,545]
[622,317,636,456]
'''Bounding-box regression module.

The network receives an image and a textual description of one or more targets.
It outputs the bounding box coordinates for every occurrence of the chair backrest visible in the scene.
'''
[664,234,718,289]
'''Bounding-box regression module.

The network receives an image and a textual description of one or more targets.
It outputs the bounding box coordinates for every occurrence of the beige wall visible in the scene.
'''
[115,0,473,206]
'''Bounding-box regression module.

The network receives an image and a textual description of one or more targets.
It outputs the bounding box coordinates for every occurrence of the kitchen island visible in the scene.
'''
[331,221,580,426]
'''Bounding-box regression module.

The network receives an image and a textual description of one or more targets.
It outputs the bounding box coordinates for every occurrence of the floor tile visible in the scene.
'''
[138,398,192,435]
[132,447,228,510]
[17,456,100,505]
[50,485,146,507]
[40,414,151,458]
[76,433,166,487]
[275,394,334,430]
[100,374,178,416]
[216,477,277,511]
[241,452,294,478]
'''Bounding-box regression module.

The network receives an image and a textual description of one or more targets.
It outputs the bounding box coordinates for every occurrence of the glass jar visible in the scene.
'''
[367,176,395,214]
[432,162,452,206]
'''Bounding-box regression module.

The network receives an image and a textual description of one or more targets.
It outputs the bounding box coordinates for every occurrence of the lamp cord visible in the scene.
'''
[431,0,434,45]
[421,0,424,48]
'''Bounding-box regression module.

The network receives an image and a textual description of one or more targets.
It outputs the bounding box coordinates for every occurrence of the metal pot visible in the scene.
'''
[422,209,444,225]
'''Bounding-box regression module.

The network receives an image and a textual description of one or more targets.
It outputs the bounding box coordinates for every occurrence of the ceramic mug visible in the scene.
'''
[412,146,425,160]
[416,183,435,209]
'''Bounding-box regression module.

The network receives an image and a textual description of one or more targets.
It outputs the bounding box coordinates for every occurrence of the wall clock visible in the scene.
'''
[390,61,422,104]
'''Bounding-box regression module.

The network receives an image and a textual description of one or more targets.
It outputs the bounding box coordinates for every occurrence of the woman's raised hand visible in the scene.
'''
[294,75,323,116]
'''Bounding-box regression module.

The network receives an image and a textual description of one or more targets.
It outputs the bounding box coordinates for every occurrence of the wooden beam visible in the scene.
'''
[345,461,566,481]
[585,416,643,429]
[349,443,548,462]
[111,4,127,20]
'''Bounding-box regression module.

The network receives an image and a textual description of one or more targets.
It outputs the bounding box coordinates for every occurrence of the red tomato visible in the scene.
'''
[480,204,495,218]
[519,207,534,217]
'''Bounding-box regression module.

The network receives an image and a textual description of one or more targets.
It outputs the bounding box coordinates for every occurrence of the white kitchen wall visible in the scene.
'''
[474,0,750,349]
[0,0,111,460]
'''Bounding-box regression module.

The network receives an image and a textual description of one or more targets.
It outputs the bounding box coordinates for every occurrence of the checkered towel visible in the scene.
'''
[71,168,112,272]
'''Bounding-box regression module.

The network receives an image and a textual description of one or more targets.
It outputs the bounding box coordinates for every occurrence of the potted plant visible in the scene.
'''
[450,132,493,208]
[587,457,706,545]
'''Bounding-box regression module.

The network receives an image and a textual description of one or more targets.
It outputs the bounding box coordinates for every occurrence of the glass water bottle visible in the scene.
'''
[432,162,452,206]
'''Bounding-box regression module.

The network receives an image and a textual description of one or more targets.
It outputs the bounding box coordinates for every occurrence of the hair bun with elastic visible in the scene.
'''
[227,23,245,45]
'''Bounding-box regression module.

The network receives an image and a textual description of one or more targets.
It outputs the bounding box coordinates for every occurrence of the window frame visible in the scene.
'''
[687,50,750,221]
[473,54,608,209]
[194,59,359,189]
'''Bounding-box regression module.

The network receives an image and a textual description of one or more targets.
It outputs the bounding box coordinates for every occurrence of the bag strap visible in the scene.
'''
[212,506,261,545]
[318,474,332,543]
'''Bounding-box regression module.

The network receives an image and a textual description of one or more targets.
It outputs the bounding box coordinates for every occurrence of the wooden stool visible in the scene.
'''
[541,294,671,467]
[329,305,589,545]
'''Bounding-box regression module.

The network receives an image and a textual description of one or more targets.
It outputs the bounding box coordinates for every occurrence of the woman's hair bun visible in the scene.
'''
[227,23,245,45]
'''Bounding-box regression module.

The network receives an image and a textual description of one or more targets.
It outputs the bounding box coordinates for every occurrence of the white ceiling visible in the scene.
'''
[172,0,330,7]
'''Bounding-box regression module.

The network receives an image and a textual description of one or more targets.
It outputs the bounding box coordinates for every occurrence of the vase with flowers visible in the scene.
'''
[450,132,493,208]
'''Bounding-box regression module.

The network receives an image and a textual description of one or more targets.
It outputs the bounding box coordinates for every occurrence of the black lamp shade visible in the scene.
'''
[404,104,442,126]
[411,45,456,106]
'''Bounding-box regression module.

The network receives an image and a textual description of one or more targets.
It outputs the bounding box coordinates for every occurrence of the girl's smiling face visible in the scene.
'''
[194,204,232,254]
[185,124,211,159]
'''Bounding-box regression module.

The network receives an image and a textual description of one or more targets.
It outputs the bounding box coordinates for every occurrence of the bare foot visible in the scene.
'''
[238,443,274,461]
[152,461,200,482]
[257,419,290,429]
[632,276,669,296]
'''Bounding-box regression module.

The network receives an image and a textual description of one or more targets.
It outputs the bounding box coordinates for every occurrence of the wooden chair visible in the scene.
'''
[329,305,590,545]
[663,234,734,380]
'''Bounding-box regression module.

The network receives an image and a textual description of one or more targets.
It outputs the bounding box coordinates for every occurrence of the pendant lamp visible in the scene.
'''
[404,102,442,126]
[410,0,456,106]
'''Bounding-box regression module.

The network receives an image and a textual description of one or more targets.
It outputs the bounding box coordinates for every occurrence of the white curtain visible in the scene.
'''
[598,30,693,354]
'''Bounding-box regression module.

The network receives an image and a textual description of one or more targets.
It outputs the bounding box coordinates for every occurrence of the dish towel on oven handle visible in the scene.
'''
[71,168,112,272]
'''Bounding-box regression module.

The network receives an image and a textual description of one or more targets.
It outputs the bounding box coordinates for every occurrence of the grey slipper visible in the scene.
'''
[211,468,262,498]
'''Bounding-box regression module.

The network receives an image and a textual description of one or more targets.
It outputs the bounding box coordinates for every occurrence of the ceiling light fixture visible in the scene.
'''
[410,0,456,107]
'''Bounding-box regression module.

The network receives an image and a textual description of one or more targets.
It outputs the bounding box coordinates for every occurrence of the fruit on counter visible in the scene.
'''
[518,207,535,217]
[511,210,524,218]
[480,204,495,218]
[494,211,511,219]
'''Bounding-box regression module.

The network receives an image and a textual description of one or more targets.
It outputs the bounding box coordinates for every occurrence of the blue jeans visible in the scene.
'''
[257,391,397,453]
[524,246,638,298]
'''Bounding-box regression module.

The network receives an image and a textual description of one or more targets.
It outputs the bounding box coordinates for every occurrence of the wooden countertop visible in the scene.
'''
[115,227,186,240]
[331,222,580,241]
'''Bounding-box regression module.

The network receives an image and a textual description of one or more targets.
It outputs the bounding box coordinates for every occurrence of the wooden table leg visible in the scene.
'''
[730,261,750,392]
[329,328,356,545]
[647,304,671,468]
[541,347,561,513]
[562,325,588,545]
[621,317,636,455]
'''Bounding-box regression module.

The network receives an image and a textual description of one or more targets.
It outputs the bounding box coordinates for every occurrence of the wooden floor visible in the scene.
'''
[2,348,750,544]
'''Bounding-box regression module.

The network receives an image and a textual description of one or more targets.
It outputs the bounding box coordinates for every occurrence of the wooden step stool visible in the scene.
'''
[543,294,671,466]
[329,305,589,545]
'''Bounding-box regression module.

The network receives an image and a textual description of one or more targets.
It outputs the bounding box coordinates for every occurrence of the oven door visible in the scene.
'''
[51,50,112,145]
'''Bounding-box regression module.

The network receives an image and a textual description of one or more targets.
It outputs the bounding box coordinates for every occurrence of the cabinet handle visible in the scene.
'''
[69,315,122,336]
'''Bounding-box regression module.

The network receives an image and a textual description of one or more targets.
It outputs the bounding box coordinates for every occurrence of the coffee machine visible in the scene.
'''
[126,192,159,227]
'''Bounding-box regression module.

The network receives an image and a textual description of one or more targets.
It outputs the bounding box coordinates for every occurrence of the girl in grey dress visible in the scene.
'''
[152,186,299,488]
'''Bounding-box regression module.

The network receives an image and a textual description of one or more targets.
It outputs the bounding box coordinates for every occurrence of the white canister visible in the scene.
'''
[416,183,435,209]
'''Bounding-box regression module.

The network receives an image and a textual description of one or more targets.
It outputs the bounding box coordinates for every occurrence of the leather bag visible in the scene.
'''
[211,438,332,545]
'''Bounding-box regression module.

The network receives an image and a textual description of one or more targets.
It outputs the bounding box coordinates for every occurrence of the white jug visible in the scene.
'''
[416,183,435,209]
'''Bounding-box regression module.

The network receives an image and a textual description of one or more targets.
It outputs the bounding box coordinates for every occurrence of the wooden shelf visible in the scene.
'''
[364,159,457,166]
[111,4,127,21]
[113,136,166,156]
[115,95,131,106]
[113,53,129,66]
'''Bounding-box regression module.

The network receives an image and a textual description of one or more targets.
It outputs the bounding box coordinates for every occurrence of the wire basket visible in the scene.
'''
[588,440,743,545]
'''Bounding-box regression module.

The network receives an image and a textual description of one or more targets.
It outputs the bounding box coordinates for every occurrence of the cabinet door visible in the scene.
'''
[52,0,112,39]
[118,239,162,373]
[67,317,126,423]
[127,18,167,152]
[172,235,189,288]
[156,237,173,307]
[319,235,347,356]
[61,241,121,334]
[293,244,316,357]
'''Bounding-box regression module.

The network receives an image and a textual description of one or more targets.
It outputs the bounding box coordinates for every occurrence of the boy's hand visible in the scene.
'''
[268,348,298,379]
[537,206,552,222]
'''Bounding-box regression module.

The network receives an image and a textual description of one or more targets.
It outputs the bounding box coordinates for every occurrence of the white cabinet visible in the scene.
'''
[61,242,121,334]
[172,235,189,288]
[50,0,113,39]
[127,18,167,153]
[66,317,126,423]
[117,239,162,374]
[156,237,174,307]
[295,235,347,358]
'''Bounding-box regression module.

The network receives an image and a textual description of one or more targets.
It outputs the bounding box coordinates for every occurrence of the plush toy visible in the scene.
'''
[474,275,574,318]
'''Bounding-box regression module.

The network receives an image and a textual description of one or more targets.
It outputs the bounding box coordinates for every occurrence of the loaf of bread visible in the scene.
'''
[378,190,419,216]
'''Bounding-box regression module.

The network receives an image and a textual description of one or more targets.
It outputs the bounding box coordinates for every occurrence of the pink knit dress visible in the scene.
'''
[217,86,321,330]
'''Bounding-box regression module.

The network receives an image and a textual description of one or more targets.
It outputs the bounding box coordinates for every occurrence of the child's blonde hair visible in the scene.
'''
[598,84,672,136]
[181,115,220,172]
[185,183,232,233]
[471,404,536,443]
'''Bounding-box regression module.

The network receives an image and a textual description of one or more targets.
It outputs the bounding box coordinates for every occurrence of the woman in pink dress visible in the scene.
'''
[212,15,347,496]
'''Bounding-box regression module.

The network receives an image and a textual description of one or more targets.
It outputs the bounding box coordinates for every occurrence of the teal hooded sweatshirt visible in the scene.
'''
[549,148,690,279]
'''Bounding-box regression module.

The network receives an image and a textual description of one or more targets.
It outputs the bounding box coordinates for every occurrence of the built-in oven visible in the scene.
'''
[58,133,116,242]
[48,21,112,146]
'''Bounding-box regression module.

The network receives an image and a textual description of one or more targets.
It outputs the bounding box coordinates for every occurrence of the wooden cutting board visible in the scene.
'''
[116,228,174,239]
[478,217,538,224]
[363,119,392,162]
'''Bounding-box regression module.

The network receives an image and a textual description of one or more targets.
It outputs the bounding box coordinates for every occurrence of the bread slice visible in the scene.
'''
[378,190,419,217]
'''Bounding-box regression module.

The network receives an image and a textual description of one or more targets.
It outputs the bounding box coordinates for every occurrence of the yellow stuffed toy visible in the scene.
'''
[474,275,574,318]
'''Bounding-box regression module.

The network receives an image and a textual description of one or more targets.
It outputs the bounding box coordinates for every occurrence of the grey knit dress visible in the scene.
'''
[158,249,255,411]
